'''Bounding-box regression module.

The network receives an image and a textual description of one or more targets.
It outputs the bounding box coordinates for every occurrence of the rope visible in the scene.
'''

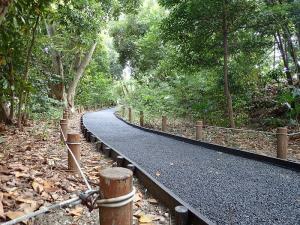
[203,125,276,135]
[288,132,300,136]
[60,126,92,191]
[0,190,97,225]
[96,187,136,208]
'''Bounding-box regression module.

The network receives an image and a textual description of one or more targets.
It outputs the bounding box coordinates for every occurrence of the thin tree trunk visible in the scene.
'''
[283,28,300,82]
[223,0,235,128]
[8,58,14,120]
[46,22,65,101]
[275,32,293,85]
[0,0,11,25]
[17,15,40,128]
[0,98,12,124]
[67,41,97,111]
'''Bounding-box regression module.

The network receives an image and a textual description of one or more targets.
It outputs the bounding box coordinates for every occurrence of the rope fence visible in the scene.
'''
[1,109,136,225]
[117,106,299,161]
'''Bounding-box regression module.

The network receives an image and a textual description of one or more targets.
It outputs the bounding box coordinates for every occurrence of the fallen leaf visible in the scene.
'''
[32,181,44,194]
[6,211,26,223]
[133,209,143,217]
[134,193,142,202]
[139,214,153,223]
[43,180,58,192]
[14,171,30,178]
[148,198,158,204]
[68,206,83,217]
[0,192,4,219]
[155,171,161,177]
[19,202,38,214]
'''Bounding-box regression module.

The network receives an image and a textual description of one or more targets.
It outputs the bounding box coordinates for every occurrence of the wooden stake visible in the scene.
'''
[277,127,288,159]
[60,119,68,142]
[116,156,124,167]
[175,205,188,225]
[99,167,133,225]
[96,141,102,151]
[126,164,135,173]
[196,120,203,140]
[67,133,81,172]
[128,107,132,122]
[103,146,111,157]
[122,106,125,117]
[140,111,144,127]
[63,111,68,121]
[162,115,167,132]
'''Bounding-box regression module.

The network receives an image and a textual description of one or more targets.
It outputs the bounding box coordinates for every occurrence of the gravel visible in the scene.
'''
[83,109,300,225]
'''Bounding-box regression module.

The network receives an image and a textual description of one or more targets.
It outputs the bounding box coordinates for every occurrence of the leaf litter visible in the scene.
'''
[0,111,172,224]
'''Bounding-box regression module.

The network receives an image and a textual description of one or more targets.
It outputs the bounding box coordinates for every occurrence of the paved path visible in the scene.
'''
[83,109,300,225]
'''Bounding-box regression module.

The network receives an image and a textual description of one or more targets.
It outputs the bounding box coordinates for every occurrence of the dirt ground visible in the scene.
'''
[0,111,172,225]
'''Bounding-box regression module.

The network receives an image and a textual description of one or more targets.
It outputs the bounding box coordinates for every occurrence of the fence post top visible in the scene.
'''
[67,133,80,142]
[277,127,288,133]
[100,167,133,180]
[196,120,203,125]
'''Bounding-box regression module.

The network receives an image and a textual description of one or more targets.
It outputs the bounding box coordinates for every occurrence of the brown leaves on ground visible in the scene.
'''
[0,114,110,224]
[133,188,169,224]
[0,112,170,224]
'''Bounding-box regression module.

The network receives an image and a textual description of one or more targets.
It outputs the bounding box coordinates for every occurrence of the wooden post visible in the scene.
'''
[122,106,125,117]
[67,133,81,172]
[196,120,203,140]
[162,115,167,132]
[96,141,102,151]
[116,156,124,167]
[86,131,91,142]
[126,164,135,173]
[90,134,96,142]
[277,127,288,159]
[99,167,133,225]
[140,111,144,127]
[103,146,111,157]
[128,107,132,122]
[63,110,69,120]
[175,206,188,225]
[60,119,68,141]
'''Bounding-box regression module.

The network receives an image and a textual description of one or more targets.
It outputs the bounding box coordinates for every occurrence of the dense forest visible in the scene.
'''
[0,0,299,129]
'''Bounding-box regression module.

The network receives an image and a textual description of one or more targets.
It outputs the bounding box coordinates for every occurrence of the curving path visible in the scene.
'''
[83,109,300,225]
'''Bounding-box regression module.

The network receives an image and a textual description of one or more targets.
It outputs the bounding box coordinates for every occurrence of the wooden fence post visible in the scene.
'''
[277,127,288,159]
[63,111,68,121]
[60,119,68,141]
[128,107,132,122]
[140,111,144,127]
[175,206,188,225]
[99,167,133,225]
[196,120,203,140]
[162,115,167,132]
[67,133,81,172]
[122,106,125,117]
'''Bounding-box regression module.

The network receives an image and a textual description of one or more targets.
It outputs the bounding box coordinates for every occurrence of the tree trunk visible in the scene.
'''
[17,15,40,128]
[275,32,293,85]
[0,98,12,125]
[67,41,97,111]
[46,22,66,101]
[283,28,300,82]
[223,0,235,128]
[8,58,14,120]
[0,0,11,25]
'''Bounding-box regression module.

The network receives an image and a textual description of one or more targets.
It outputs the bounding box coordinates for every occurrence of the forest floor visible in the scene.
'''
[120,112,300,162]
[0,111,171,225]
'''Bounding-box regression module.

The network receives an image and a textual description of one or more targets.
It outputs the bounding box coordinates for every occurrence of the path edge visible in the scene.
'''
[114,112,300,172]
[82,113,215,225]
